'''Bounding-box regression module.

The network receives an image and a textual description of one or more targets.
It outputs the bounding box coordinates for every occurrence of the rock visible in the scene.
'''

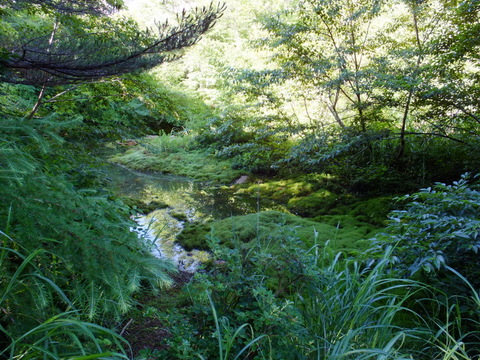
[233,175,249,185]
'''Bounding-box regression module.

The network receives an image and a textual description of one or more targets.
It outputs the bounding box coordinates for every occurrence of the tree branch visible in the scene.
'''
[1,3,226,86]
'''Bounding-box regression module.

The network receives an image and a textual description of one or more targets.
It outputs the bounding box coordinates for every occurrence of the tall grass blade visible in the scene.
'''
[207,291,224,360]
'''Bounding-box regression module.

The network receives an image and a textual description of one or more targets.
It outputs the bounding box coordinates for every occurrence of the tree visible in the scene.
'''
[412,0,480,141]
[258,0,385,132]
[0,0,225,347]
[0,0,225,86]
[370,0,477,157]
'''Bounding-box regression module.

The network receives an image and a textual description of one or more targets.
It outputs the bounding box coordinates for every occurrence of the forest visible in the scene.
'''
[1,0,480,358]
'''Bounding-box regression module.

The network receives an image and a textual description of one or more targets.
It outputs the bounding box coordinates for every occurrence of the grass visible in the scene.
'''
[137,236,480,359]
[115,199,480,359]
[197,292,267,360]
[296,246,425,359]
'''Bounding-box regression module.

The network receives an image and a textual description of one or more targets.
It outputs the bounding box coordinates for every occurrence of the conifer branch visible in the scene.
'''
[1,2,226,86]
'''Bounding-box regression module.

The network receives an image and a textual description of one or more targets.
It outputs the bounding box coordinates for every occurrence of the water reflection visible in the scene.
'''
[103,163,283,272]
[104,163,276,222]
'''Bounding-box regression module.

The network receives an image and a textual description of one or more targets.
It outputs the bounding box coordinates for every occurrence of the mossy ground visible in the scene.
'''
[111,138,393,261]
[233,175,393,224]
[177,210,380,256]
[109,135,244,184]
[119,196,169,214]
[235,173,343,201]
[174,174,394,257]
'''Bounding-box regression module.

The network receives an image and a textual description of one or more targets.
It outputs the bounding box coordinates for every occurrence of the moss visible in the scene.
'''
[236,174,343,199]
[327,197,393,227]
[244,179,315,200]
[287,189,340,216]
[119,196,169,214]
[237,178,314,201]
[176,222,212,251]
[235,174,394,225]
[176,210,378,255]
[170,212,188,222]
[110,146,243,184]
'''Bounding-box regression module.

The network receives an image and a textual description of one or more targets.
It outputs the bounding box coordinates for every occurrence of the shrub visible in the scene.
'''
[371,173,480,280]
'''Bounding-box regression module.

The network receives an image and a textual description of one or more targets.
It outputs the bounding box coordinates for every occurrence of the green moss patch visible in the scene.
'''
[177,210,377,255]
[110,146,243,184]
[235,176,393,225]
[287,189,340,216]
[236,174,341,201]
[325,196,393,226]
[176,222,212,250]
[119,196,169,214]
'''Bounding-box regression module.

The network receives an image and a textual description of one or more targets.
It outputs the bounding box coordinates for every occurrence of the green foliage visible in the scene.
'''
[196,292,268,360]
[149,0,271,106]
[234,175,392,224]
[151,224,480,359]
[183,0,480,193]
[0,0,225,85]
[43,74,215,140]
[196,107,479,193]
[410,0,480,140]
[0,232,129,359]
[0,112,176,324]
[282,127,479,193]
[258,0,386,132]
[158,225,315,358]
[195,110,297,175]
[295,248,423,359]
[177,210,376,257]
[372,174,480,280]
[3,1,480,358]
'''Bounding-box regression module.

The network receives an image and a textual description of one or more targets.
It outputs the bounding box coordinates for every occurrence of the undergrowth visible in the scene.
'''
[0,231,130,359]
[0,115,176,356]
[133,235,480,359]
[126,175,480,359]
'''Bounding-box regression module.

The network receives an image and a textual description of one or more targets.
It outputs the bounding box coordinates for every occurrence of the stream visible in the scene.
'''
[103,162,282,272]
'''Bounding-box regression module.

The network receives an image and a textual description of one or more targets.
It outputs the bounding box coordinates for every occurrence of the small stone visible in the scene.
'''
[233,175,249,185]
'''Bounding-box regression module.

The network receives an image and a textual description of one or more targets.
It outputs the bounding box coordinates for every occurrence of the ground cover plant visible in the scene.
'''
[176,210,378,256]
[373,174,480,278]
[0,231,130,359]
[371,174,480,341]
[110,133,244,184]
[0,114,178,356]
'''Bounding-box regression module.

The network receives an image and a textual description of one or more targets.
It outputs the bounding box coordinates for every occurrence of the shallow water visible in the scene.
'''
[104,162,269,219]
[103,162,281,271]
